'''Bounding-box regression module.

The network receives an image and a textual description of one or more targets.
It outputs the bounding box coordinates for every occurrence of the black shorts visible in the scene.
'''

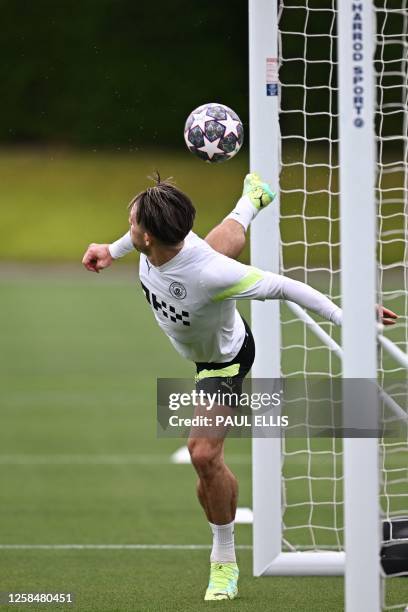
[195,318,255,406]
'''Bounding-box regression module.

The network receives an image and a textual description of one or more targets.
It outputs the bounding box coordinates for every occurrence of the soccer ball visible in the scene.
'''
[184,103,244,163]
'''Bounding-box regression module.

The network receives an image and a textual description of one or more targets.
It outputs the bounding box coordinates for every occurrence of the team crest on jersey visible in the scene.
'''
[169,281,187,300]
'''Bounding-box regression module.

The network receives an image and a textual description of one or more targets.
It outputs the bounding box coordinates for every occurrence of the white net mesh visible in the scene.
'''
[277,0,408,607]
[278,0,343,553]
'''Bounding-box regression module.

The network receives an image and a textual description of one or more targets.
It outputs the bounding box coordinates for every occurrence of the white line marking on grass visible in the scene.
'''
[0,454,250,466]
[0,455,170,465]
[0,544,252,550]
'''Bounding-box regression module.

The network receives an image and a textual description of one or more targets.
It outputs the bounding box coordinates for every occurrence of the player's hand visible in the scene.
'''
[377,305,398,326]
[82,243,113,273]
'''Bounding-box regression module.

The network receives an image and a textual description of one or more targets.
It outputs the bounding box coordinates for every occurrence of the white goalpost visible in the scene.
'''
[338,2,380,609]
[250,1,408,610]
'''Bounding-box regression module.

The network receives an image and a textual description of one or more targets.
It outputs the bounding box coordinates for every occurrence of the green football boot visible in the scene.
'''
[204,562,239,601]
[242,172,276,209]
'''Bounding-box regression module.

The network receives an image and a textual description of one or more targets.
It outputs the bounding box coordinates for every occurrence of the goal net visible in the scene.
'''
[250,0,408,609]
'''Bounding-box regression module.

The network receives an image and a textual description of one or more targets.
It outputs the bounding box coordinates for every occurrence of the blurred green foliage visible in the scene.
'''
[0,148,249,261]
[1,0,404,148]
[0,0,248,148]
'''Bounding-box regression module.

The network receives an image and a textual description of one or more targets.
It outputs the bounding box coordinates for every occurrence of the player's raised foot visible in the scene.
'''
[243,172,276,209]
[204,562,239,601]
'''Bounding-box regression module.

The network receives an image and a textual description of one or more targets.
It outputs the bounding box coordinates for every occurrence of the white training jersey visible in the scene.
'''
[110,231,342,364]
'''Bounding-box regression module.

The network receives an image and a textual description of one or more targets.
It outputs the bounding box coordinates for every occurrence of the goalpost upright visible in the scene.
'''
[249,0,282,578]
[338,2,381,610]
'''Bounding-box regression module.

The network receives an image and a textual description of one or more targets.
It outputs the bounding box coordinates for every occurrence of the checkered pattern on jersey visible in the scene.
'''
[140,282,190,326]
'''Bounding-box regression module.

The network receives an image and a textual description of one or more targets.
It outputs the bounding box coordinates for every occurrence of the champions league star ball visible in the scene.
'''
[184,103,244,163]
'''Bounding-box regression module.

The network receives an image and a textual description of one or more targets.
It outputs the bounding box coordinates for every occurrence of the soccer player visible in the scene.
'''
[82,174,397,601]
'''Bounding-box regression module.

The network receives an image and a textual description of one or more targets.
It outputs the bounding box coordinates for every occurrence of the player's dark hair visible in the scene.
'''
[129,172,196,245]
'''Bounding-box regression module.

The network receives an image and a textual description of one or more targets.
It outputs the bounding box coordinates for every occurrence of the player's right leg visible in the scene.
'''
[188,413,239,601]
[204,173,275,259]
[188,321,255,601]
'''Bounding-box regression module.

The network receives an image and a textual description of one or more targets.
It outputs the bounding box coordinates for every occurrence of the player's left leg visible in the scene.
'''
[205,173,275,259]
[205,219,246,261]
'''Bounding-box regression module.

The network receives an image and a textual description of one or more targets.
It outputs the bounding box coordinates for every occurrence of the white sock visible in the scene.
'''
[209,521,236,563]
[225,195,257,232]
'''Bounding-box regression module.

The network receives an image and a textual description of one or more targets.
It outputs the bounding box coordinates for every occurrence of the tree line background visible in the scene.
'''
[1,0,403,149]
[1,0,248,149]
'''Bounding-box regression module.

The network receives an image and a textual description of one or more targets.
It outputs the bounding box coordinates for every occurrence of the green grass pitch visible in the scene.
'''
[1,150,407,610]
[0,269,346,612]
[2,271,407,611]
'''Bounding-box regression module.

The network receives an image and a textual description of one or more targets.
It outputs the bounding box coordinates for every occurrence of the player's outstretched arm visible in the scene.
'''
[249,272,398,327]
[82,231,135,273]
[269,275,398,326]
[201,254,398,327]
